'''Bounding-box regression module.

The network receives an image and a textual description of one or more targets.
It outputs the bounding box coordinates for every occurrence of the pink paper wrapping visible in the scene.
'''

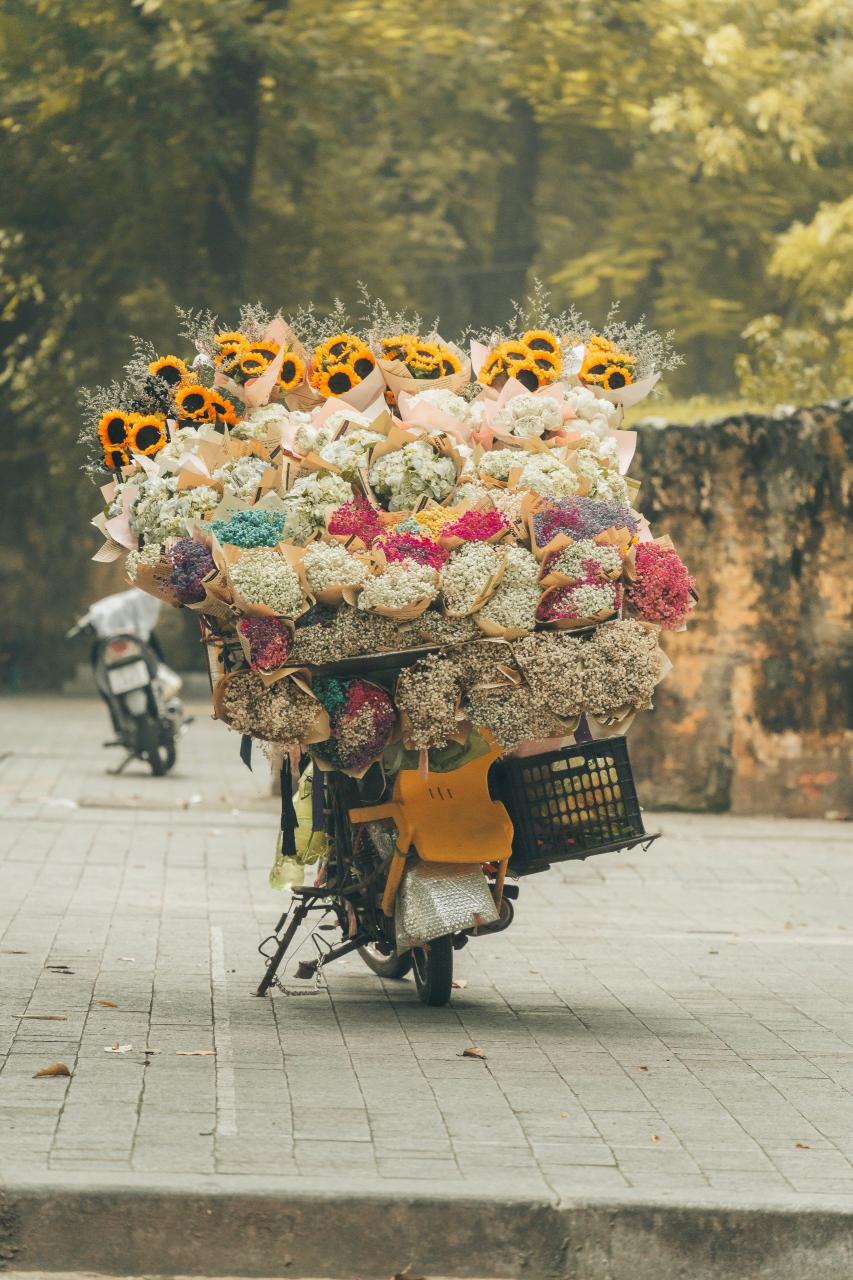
[609,428,638,475]
[104,514,136,550]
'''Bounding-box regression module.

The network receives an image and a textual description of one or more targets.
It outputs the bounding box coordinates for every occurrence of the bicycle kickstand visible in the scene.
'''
[255,897,313,997]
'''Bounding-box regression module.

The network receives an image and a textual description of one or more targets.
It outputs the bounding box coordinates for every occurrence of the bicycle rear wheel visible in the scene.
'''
[412,934,454,1006]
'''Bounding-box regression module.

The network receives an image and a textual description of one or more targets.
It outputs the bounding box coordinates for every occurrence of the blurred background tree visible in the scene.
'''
[1,0,851,685]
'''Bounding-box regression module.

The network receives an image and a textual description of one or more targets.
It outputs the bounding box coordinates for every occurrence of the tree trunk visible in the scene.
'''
[204,52,262,300]
[470,96,541,328]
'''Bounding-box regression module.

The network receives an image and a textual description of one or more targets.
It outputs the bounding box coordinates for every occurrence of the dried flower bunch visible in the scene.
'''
[358,560,439,613]
[625,543,696,630]
[211,510,285,548]
[441,543,503,615]
[303,540,368,593]
[543,540,623,582]
[314,676,397,774]
[238,616,294,672]
[165,538,215,604]
[218,671,322,745]
[83,291,691,765]
[230,548,305,618]
[396,654,464,750]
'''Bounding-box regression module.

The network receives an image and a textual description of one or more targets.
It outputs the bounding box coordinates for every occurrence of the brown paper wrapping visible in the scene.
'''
[473,613,534,642]
[129,556,183,610]
[378,342,471,400]
[488,428,567,454]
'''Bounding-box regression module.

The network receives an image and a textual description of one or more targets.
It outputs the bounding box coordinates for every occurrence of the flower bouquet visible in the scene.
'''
[80,290,693,774]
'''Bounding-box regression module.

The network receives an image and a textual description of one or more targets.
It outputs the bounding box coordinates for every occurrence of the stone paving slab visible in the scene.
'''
[1,696,853,1275]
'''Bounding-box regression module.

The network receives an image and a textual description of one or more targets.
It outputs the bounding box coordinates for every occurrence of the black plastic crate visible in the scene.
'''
[494,737,655,874]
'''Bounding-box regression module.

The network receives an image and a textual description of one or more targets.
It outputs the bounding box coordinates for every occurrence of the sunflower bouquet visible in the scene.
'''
[377,332,471,401]
[81,292,691,775]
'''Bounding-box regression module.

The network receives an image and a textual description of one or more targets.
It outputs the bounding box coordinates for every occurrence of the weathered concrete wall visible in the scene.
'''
[629,400,852,818]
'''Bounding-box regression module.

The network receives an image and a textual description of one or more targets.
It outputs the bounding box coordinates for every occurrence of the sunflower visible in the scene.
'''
[215,330,248,349]
[315,333,360,366]
[381,334,417,362]
[351,349,376,380]
[528,350,561,382]
[219,351,245,378]
[207,393,239,426]
[102,446,130,470]
[238,351,270,378]
[97,410,132,451]
[128,415,168,456]
[478,352,508,387]
[212,337,245,363]
[441,351,462,376]
[174,384,212,421]
[522,329,560,356]
[407,341,442,370]
[247,342,280,362]
[601,364,633,390]
[277,351,305,392]
[494,340,530,365]
[324,362,357,396]
[148,355,188,388]
[506,358,543,392]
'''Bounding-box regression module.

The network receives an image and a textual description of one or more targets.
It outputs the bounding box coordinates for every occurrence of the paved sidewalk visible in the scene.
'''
[1,697,853,1275]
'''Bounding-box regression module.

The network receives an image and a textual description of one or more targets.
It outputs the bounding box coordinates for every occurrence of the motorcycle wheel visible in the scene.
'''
[139,721,176,777]
[359,944,413,980]
[412,935,454,1007]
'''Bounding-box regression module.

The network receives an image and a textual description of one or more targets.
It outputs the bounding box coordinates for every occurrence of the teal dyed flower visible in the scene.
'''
[210,509,285,548]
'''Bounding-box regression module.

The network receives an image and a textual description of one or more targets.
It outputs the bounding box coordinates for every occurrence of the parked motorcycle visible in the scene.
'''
[66,588,186,776]
[255,655,657,1007]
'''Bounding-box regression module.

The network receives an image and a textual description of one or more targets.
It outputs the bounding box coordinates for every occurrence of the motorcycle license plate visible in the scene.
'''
[108,660,150,695]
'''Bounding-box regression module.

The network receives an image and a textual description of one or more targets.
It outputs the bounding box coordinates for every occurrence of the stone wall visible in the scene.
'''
[628,400,852,818]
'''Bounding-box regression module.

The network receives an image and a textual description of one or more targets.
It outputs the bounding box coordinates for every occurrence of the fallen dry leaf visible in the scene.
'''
[795,1142,810,1149]
[33,1063,71,1078]
[176,1049,215,1057]
[651,1135,661,1142]
[451,978,467,990]
[95,1000,118,1008]
[1,949,28,955]
[104,1043,132,1054]
[638,1065,649,1072]
[16,1014,67,1021]
[462,1045,487,1060]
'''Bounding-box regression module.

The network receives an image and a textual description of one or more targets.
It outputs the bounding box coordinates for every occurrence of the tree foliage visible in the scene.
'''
[1,0,851,682]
